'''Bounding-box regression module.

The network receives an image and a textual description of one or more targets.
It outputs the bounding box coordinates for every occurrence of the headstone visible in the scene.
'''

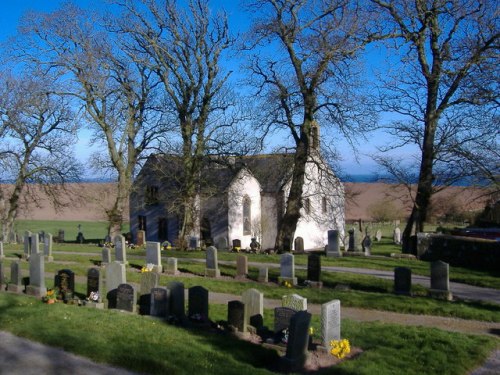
[139,272,160,315]
[114,235,127,264]
[105,261,126,309]
[242,288,264,331]
[188,286,209,323]
[393,227,401,245]
[283,310,312,372]
[150,287,169,318]
[257,266,268,283]
[227,300,245,332]
[43,233,53,262]
[274,307,297,333]
[394,267,412,295]
[236,254,248,279]
[205,246,220,278]
[86,268,103,306]
[348,229,360,252]
[279,253,297,286]
[189,236,199,250]
[0,242,4,259]
[430,261,453,300]
[0,261,4,288]
[102,247,111,264]
[282,237,291,252]
[326,230,341,257]
[216,237,228,252]
[375,229,382,242]
[58,229,65,243]
[167,281,185,322]
[136,230,146,246]
[54,269,75,301]
[116,283,137,313]
[146,241,162,273]
[362,235,372,255]
[26,253,47,297]
[294,237,304,253]
[30,233,40,254]
[23,231,32,259]
[321,300,341,347]
[282,294,307,311]
[306,254,322,287]
[165,257,179,275]
[7,261,23,292]
[416,232,432,258]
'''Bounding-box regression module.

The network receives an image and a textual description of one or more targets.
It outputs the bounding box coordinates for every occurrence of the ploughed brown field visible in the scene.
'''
[1,182,488,223]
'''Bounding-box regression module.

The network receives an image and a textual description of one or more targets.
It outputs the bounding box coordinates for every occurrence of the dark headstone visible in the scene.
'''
[394,267,412,295]
[362,235,372,255]
[116,283,137,312]
[307,254,321,282]
[150,287,169,318]
[54,269,75,301]
[294,237,304,253]
[136,230,146,246]
[167,281,185,322]
[282,237,291,252]
[227,300,245,332]
[188,286,209,323]
[7,261,23,292]
[232,239,241,251]
[86,268,101,301]
[283,310,312,372]
[274,307,297,333]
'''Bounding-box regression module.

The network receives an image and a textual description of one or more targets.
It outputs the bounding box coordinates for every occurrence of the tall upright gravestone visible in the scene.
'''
[7,261,23,293]
[205,246,220,278]
[114,235,127,264]
[26,253,47,297]
[44,233,53,262]
[321,300,341,348]
[23,231,31,259]
[326,230,341,257]
[167,281,186,323]
[306,254,322,288]
[139,272,159,315]
[429,261,453,301]
[242,288,264,331]
[105,261,126,309]
[279,253,297,286]
[283,310,312,373]
[236,254,248,279]
[146,241,162,273]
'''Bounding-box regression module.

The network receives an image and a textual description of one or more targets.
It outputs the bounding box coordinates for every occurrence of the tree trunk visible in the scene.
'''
[107,176,132,239]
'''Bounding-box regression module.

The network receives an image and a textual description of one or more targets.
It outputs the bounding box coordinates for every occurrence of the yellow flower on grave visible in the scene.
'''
[330,339,351,359]
[234,246,241,252]
[309,327,314,336]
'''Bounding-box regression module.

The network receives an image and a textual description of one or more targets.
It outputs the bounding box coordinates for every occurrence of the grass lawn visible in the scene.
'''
[0,292,497,375]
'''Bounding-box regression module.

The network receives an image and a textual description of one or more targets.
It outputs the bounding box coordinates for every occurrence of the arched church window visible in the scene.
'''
[243,195,251,235]
[304,198,311,215]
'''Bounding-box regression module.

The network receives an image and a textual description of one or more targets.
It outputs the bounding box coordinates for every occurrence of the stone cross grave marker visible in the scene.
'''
[227,300,245,332]
[105,261,126,309]
[102,247,111,264]
[258,266,268,283]
[283,310,312,373]
[326,230,341,257]
[242,288,264,331]
[282,294,307,311]
[44,233,53,262]
[166,257,179,275]
[188,286,209,324]
[139,272,159,315]
[7,261,23,293]
[321,300,340,347]
[167,281,185,322]
[205,246,220,278]
[279,253,297,286]
[26,253,46,297]
[114,235,127,264]
[150,287,169,318]
[430,261,452,300]
[146,241,162,273]
[294,237,304,253]
[116,283,137,313]
[274,306,297,333]
[236,254,248,279]
[55,269,75,301]
[394,267,412,295]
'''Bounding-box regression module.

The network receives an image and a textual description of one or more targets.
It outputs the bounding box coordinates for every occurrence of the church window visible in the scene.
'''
[243,195,251,235]
[304,198,311,215]
[145,185,159,205]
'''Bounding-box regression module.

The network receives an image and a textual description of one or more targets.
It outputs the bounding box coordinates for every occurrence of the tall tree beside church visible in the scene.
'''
[16,4,164,237]
[115,0,233,247]
[370,0,499,252]
[244,0,375,250]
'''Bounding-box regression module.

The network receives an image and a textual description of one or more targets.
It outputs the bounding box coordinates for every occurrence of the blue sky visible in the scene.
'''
[0,1,414,176]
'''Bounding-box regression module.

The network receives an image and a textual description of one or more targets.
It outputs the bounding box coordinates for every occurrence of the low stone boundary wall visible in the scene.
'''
[417,233,500,272]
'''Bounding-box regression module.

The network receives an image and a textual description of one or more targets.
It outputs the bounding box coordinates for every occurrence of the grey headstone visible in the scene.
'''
[205,246,220,277]
[189,236,199,250]
[188,286,209,323]
[167,281,185,321]
[55,269,75,301]
[102,247,111,264]
[284,310,312,372]
[242,288,264,330]
[431,261,450,291]
[116,283,137,312]
[150,287,169,318]
[236,254,248,279]
[282,294,307,311]
[31,233,40,254]
[43,233,53,261]
[114,235,127,264]
[216,237,228,252]
[362,235,372,255]
[274,307,297,333]
[394,267,412,295]
[279,253,297,285]
[146,241,162,273]
[105,261,126,308]
[139,272,159,315]
[8,261,23,292]
[321,300,340,346]
[375,229,382,242]
[166,257,178,275]
[23,231,32,258]
[326,230,341,257]
[258,266,268,283]
[26,253,46,297]
[227,300,245,332]
[307,254,321,282]
[393,227,401,245]
[294,237,304,253]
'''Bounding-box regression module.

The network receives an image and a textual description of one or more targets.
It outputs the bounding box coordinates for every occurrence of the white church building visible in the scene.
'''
[130,148,345,251]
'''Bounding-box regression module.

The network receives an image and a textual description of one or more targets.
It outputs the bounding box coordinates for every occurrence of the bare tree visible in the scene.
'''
[243,0,376,250]
[0,70,80,241]
[371,0,499,252]
[115,0,236,248]
[16,3,165,237]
